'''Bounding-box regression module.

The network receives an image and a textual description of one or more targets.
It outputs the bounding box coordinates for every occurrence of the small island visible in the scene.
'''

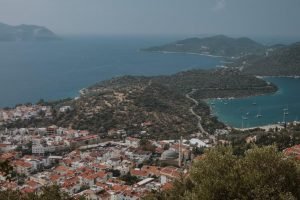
[0,22,59,41]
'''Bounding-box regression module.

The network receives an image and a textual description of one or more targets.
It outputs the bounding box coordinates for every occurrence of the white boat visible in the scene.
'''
[256,107,263,118]
[282,110,288,124]
[283,104,289,111]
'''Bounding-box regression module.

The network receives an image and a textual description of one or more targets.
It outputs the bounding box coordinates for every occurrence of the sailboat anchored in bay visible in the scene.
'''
[256,107,263,118]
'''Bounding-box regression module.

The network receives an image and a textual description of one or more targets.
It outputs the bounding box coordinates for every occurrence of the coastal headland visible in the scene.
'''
[0,68,276,139]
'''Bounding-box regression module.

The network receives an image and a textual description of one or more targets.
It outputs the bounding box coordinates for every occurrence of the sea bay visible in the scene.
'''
[0,36,220,107]
[1,36,300,128]
[210,77,300,128]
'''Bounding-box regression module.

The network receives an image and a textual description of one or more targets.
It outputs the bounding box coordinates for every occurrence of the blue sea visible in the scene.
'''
[209,77,300,128]
[0,36,220,107]
[0,36,299,128]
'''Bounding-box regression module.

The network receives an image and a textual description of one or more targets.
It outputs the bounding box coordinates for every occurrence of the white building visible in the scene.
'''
[125,137,140,148]
[59,106,72,113]
[32,145,46,154]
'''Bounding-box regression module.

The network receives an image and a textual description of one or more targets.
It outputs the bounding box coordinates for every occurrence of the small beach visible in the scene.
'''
[235,124,285,131]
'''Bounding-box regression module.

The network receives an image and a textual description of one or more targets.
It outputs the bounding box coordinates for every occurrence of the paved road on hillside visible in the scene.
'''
[186,89,216,143]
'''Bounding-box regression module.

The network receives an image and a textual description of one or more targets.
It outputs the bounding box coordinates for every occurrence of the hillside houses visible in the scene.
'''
[0,123,217,199]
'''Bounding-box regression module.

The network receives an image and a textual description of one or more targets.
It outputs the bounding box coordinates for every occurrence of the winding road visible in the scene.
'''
[185,89,208,137]
[186,89,217,144]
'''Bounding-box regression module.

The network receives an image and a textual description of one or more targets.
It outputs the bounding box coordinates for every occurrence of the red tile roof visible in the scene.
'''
[0,143,9,148]
[111,184,129,192]
[160,167,180,179]
[26,180,40,188]
[141,165,161,176]
[63,177,79,188]
[284,144,300,160]
[0,152,15,160]
[14,160,32,168]
[162,182,173,191]
[91,163,108,169]
[130,169,148,177]
[49,174,61,182]
[21,187,35,194]
[96,171,108,179]
[55,165,69,172]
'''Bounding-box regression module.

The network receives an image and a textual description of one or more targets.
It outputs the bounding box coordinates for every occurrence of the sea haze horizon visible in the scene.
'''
[0,36,220,108]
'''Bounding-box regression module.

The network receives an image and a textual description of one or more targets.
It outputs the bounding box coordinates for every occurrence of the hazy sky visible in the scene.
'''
[1,0,300,36]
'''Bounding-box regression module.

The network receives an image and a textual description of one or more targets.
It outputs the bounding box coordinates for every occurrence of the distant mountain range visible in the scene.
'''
[144,34,300,76]
[143,35,266,57]
[0,22,58,41]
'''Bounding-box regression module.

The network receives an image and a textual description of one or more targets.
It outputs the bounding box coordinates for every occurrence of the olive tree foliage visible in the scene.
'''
[0,160,13,180]
[145,146,300,200]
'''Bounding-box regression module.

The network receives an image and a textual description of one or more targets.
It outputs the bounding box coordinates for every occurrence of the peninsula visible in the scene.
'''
[231,42,300,76]
[143,35,266,57]
[145,35,300,76]
[1,69,277,139]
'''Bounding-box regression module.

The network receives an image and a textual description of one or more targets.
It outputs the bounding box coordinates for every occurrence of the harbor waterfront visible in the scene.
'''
[209,77,300,128]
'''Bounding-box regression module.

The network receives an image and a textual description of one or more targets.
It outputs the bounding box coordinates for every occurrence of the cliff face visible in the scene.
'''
[0,22,59,41]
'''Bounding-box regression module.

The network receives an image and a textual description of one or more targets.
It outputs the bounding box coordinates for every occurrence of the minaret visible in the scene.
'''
[178,136,183,167]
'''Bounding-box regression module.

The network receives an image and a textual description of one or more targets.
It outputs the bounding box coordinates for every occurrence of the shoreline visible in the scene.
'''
[207,108,286,131]
[221,121,299,132]
[235,124,284,131]
[204,85,278,102]
[257,75,300,79]
[234,122,300,131]
[205,76,295,131]
[147,50,228,58]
